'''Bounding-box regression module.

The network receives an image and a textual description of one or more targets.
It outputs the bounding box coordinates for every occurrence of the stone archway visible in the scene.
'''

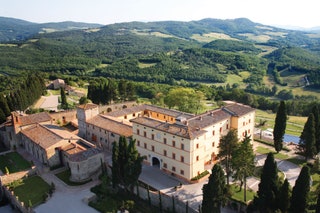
[152,157,160,168]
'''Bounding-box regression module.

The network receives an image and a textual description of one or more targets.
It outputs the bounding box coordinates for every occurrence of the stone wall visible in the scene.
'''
[134,185,197,213]
[2,185,35,213]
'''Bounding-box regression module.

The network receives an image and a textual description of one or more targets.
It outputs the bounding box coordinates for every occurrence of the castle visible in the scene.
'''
[1,101,255,182]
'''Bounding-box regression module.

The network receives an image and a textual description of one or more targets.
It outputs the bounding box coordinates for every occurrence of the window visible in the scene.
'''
[212,142,215,147]
[172,166,176,172]
[248,129,251,134]
[243,121,245,126]
[180,170,184,175]
[111,133,115,137]
[137,129,140,135]
[171,118,173,121]
[157,113,159,117]
[226,124,229,129]
[249,119,251,123]
[212,130,215,136]
[137,140,140,146]
[172,140,175,147]
[164,138,167,144]
[152,146,155,152]
[181,156,184,162]
[181,143,184,150]
[163,163,167,168]
[172,153,176,159]
[124,115,127,119]
[196,144,199,149]
[220,127,222,133]
[164,150,167,156]
[133,113,136,117]
[144,143,147,149]
[144,131,147,137]
[196,156,199,161]
[152,134,155,140]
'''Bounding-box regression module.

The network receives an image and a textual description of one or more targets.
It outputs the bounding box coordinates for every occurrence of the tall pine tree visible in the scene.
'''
[290,166,310,213]
[299,113,317,160]
[231,131,255,202]
[202,164,228,213]
[218,129,239,185]
[273,101,287,152]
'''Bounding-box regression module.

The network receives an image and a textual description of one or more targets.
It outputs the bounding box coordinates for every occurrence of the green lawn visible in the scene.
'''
[55,169,91,186]
[230,184,255,203]
[0,152,32,174]
[10,176,51,207]
[255,146,289,160]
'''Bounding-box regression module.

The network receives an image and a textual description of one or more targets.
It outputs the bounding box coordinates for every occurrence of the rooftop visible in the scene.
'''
[86,114,132,137]
[18,112,52,126]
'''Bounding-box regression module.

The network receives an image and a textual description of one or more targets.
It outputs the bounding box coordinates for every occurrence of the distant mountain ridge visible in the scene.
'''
[0,17,103,42]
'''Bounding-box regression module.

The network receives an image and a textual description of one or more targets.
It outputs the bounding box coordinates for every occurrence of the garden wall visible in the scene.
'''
[134,185,198,213]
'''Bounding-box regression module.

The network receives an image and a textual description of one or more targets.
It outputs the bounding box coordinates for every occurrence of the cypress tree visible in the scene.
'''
[111,141,120,188]
[299,113,317,160]
[202,164,228,213]
[289,166,310,213]
[60,87,68,109]
[124,139,143,192]
[255,152,280,212]
[312,105,320,153]
[0,94,10,117]
[0,108,6,123]
[316,192,320,213]
[273,101,287,152]
[278,178,291,213]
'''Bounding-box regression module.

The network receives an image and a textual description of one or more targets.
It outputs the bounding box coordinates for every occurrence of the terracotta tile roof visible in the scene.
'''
[19,112,51,126]
[107,104,194,119]
[21,124,81,150]
[131,104,254,140]
[222,103,255,116]
[107,105,146,117]
[187,109,231,129]
[87,114,132,137]
[21,124,64,149]
[131,117,195,139]
[77,103,98,110]
[144,104,194,118]
[68,147,102,162]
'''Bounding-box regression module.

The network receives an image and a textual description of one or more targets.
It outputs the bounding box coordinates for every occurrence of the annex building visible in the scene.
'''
[77,102,255,181]
[1,111,104,182]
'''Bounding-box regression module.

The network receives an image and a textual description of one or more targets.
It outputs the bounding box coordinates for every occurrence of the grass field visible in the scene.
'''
[0,152,32,174]
[230,184,255,203]
[10,176,51,207]
[255,109,307,136]
[191,32,237,43]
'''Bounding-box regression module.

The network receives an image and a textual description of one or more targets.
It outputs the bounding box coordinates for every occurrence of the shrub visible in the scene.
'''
[191,170,209,181]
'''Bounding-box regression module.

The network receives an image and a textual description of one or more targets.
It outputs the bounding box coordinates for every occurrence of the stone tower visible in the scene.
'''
[77,103,99,138]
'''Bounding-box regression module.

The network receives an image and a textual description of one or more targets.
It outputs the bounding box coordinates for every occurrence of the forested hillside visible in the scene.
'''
[1,17,320,117]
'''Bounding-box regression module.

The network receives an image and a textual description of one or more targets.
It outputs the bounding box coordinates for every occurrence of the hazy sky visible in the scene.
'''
[1,0,319,28]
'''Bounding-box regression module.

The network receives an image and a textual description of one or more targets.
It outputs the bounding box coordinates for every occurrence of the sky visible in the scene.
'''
[1,0,319,28]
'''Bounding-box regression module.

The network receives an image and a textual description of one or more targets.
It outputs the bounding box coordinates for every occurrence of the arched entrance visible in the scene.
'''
[152,157,160,168]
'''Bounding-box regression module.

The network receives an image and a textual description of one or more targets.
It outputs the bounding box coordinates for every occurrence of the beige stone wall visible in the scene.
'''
[231,111,255,141]
[86,124,120,151]
[68,152,104,182]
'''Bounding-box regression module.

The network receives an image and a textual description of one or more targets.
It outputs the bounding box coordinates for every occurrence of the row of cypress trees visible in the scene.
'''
[0,73,46,123]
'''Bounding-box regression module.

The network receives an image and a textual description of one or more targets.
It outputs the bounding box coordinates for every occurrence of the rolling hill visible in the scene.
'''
[0,17,103,42]
[1,17,320,98]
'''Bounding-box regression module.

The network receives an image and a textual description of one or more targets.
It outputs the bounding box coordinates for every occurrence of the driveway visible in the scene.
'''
[34,173,99,213]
